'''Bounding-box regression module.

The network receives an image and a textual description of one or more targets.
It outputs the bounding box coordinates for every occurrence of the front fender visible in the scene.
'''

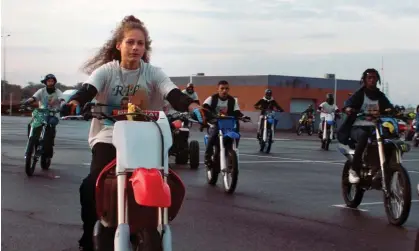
[267,118,276,124]
[223,131,241,140]
[384,139,411,153]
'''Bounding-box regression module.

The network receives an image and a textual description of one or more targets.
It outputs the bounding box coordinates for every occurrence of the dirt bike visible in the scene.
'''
[204,115,251,194]
[397,119,407,141]
[296,113,314,136]
[337,110,412,226]
[167,112,200,169]
[21,106,60,177]
[62,102,186,251]
[319,112,335,150]
[258,109,277,153]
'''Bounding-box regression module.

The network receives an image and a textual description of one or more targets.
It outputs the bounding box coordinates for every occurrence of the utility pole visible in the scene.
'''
[2,34,11,103]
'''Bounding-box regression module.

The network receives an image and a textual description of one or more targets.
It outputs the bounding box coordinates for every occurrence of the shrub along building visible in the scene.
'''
[171,74,360,130]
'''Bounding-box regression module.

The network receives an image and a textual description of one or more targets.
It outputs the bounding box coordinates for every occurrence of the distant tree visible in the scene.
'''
[2,80,84,104]
[1,80,23,103]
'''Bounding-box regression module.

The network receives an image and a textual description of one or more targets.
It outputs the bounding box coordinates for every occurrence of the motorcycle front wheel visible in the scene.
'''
[265,127,273,153]
[207,146,219,186]
[25,136,37,177]
[383,163,411,226]
[223,148,239,194]
[341,160,364,208]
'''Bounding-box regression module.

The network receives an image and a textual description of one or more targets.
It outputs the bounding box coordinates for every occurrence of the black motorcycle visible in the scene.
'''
[338,110,412,226]
[168,112,200,169]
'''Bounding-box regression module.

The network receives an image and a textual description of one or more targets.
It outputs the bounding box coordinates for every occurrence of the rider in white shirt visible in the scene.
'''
[317,93,339,137]
[21,74,64,157]
[202,80,250,166]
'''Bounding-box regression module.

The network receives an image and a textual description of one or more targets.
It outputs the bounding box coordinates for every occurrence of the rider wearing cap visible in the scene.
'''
[253,89,284,139]
[182,83,200,104]
[21,74,64,157]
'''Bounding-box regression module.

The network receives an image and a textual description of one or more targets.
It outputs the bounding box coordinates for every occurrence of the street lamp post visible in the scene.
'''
[334,75,337,106]
[2,34,11,103]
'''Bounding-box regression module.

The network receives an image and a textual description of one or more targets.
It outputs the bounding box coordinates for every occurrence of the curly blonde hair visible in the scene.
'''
[82,15,152,75]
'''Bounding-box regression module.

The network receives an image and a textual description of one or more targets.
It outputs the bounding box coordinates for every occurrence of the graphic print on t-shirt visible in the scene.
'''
[219,107,228,115]
[111,83,150,116]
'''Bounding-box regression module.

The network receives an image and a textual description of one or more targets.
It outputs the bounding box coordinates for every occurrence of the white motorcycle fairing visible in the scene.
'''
[112,111,174,251]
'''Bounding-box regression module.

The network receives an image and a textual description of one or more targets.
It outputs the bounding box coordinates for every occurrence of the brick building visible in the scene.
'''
[172,74,360,130]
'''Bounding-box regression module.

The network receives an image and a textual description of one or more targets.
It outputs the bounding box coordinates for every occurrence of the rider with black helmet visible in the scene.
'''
[182,83,200,104]
[21,74,65,158]
[254,89,284,139]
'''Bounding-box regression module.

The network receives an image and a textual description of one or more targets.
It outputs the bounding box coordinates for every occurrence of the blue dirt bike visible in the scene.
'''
[338,110,412,226]
[21,106,60,177]
[258,109,277,153]
[204,115,251,194]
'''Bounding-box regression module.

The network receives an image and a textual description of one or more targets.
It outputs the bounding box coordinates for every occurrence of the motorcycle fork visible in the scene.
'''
[219,130,227,171]
[375,126,389,195]
[271,119,275,139]
[322,119,327,141]
[263,116,268,142]
[36,124,47,157]
[117,173,128,225]
[25,126,35,156]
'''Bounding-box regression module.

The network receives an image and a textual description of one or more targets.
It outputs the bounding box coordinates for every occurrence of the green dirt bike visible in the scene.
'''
[21,106,60,177]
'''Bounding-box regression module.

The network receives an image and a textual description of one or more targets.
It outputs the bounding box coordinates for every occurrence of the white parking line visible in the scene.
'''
[240,137,291,141]
[80,151,419,169]
[331,205,369,212]
[332,199,419,210]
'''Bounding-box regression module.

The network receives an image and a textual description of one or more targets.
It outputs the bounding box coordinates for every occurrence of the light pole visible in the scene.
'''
[2,34,11,103]
[334,75,337,106]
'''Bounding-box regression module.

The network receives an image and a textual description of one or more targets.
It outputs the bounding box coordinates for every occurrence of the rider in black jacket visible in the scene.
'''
[338,68,394,184]
[254,89,284,139]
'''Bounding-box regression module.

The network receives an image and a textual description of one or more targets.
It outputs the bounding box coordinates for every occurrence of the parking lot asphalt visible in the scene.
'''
[2,116,419,251]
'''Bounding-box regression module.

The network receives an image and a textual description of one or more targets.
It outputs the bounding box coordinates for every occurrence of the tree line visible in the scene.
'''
[1,80,83,104]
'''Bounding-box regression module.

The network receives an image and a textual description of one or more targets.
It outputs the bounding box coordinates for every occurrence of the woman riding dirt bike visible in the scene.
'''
[61,15,210,251]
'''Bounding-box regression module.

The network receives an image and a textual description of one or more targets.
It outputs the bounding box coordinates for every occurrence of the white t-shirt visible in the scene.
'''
[203,95,240,115]
[319,102,338,120]
[182,89,199,100]
[84,59,178,148]
[353,94,379,126]
[32,87,64,109]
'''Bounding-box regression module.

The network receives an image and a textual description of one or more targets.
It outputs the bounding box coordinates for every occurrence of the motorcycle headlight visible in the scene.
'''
[382,122,395,133]
[381,121,398,138]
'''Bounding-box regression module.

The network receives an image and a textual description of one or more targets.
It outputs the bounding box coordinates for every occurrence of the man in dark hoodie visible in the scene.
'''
[338,68,394,184]
[254,89,284,139]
